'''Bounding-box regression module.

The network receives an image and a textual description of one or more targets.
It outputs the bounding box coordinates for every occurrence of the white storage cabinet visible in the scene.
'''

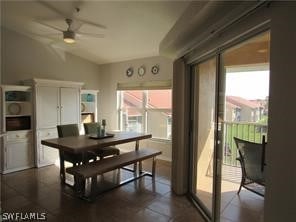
[24,79,83,167]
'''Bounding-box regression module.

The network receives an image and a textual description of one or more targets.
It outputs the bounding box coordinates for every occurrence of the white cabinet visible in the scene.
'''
[3,131,34,173]
[36,86,59,129]
[60,88,80,125]
[37,128,59,166]
[36,86,80,128]
[0,85,34,174]
[24,79,83,167]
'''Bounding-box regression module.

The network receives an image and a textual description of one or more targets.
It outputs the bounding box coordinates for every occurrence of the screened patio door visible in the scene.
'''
[190,57,221,221]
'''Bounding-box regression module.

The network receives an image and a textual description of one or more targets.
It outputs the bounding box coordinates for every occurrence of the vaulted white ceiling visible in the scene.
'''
[1,0,190,64]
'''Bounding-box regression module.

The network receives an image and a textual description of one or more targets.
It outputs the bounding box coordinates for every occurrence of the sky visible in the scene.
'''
[226,71,269,100]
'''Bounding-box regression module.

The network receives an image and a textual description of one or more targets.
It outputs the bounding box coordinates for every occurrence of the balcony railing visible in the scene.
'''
[223,121,268,166]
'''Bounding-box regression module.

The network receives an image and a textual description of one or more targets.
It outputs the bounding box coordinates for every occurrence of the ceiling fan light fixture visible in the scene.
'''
[63,30,75,43]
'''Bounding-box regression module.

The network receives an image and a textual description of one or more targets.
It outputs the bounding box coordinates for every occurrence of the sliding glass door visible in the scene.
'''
[189,31,270,222]
[190,57,220,220]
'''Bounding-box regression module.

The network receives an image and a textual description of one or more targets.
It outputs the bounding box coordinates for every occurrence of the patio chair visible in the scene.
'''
[234,136,266,197]
[57,124,96,166]
[84,122,120,160]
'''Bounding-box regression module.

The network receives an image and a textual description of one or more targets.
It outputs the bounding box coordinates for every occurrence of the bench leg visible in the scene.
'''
[74,176,85,196]
[134,140,140,176]
[139,161,143,175]
[152,157,156,178]
[90,176,97,196]
[133,163,138,176]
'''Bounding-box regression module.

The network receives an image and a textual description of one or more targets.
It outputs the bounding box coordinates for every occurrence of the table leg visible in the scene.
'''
[59,150,65,184]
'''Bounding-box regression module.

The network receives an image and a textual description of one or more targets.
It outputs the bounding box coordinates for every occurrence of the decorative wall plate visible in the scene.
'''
[138,66,146,77]
[8,103,21,115]
[151,65,159,74]
[126,67,134,77]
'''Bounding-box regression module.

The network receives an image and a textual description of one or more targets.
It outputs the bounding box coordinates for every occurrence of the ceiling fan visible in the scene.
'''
[36,1,106,44]
[37,17,105,44]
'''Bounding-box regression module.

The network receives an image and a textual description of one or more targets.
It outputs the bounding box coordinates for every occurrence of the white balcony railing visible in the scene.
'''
[222,121,267,166]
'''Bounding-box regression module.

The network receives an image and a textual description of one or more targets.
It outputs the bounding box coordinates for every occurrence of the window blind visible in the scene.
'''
[117,80,172,90]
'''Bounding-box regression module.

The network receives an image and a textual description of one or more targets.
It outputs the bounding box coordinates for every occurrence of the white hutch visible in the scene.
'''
[24,79,83,167]
[0,85,34,174]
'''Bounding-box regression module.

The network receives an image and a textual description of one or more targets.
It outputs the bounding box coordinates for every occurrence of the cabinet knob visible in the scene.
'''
[16,134,20,138]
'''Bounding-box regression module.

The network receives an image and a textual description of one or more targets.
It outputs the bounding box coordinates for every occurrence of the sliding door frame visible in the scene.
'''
[188,51,220,222]
[187,26,270,221]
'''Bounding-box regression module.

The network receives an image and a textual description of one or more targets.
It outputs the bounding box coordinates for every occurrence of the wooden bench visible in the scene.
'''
[66,149,161,200]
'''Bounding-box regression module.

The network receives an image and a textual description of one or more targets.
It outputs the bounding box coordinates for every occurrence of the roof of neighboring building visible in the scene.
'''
[226,101,240,109]
[123,90,171,109]
[226,96,263,109]
[250,99,266,107]
[123,90,172,116]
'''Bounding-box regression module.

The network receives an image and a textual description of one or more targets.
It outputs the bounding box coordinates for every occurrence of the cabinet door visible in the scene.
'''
[6,141,34,171]
[2,131,33,173]
[37,128,59,167]
[60,88,80,125]
[36,86,59,128]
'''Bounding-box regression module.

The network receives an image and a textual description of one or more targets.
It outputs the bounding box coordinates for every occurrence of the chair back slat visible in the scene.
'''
[84,122,100,135]
[57,124,79,138]
[234,137,265,183]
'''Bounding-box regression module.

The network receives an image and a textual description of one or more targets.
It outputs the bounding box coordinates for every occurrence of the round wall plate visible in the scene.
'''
[126,67,134,77]
[138,66,146,77]
[151,65,159,74]
[8,103,21,115]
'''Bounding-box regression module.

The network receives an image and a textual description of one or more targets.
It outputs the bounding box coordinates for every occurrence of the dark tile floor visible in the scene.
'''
[1,160,205,222]
[220,189,264,222]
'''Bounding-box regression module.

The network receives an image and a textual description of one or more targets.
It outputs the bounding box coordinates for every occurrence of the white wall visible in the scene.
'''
[264,2,296,221]
[1,28,100,89]
[99,56,173,161]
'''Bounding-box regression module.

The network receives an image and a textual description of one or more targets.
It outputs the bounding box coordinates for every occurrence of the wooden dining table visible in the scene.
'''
[41,131,152,184]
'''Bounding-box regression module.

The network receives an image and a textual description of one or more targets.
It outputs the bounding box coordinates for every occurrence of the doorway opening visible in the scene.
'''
[189,31,270,222]
[219,31,270,222]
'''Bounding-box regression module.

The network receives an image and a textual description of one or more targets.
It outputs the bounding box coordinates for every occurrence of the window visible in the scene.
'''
[118,89,172,140]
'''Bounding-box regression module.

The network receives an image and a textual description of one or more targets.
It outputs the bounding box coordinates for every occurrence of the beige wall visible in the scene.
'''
[1,28,100,89]
[99,56,173,161]
[264,2,296,221]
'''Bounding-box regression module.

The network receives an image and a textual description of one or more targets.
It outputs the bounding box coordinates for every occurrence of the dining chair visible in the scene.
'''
[234,136,266,197]
[57,124,96,166]
[84,122,120,159]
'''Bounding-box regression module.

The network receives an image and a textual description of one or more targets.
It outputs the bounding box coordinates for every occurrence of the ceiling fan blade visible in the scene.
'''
[38,0,71,18]
[71,21,84,32]
[76,32,105,38]
[34,20,64,32]
[75,18,107,30]
[30,32,59,39]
